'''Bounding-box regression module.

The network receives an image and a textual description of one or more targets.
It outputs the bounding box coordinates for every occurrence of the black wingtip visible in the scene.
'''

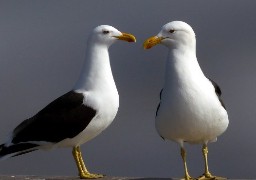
[0,144,6,157]
[0,143,39,158]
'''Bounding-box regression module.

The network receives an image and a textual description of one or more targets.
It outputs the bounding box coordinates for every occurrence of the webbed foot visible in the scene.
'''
[197,173,226,180]
[79,172,104,179]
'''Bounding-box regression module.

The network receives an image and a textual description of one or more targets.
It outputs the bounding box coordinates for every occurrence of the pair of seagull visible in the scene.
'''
[0,21,228,180]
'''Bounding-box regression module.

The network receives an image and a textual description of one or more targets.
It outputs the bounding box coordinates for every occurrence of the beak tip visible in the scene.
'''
[131,36,136,43]
[143,42,151,50]
[143,36,160,50]
[130,39,136,43]
[119,32,136,43]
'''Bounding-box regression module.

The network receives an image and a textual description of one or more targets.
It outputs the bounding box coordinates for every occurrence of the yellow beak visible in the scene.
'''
[143,36,164,49]
[114,32,136,42]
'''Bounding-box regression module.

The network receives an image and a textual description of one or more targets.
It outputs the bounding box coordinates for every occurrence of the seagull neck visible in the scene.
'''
[74,43,115,92]
[164,47,204,87]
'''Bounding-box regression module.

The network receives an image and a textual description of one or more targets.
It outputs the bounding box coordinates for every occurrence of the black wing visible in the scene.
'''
[156,89,165,140]
[208,78,226,110]
[156,89,163,117]
[11,91,96,144]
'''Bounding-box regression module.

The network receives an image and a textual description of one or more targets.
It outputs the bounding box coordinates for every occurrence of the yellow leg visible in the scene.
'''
[76,146,89,173]
[181,147,194,180]
[197,144,226,180]
[72,146,104,179]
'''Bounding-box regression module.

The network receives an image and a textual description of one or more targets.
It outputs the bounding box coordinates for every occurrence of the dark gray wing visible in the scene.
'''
[12,91,96,144]
[208,78,226,110]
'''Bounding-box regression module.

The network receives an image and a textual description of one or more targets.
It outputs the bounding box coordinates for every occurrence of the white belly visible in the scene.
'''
[155,88,229,144]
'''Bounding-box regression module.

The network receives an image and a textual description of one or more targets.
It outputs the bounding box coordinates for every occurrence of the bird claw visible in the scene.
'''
[181,175,195,180]
[80,172,105,179]
[197,174,227,180]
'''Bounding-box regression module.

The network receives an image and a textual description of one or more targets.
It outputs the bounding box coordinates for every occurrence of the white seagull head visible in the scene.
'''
[143,21,196,50]
[90,25,136,48]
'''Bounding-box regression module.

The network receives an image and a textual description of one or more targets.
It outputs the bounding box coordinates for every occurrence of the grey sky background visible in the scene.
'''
[0,0,256,178]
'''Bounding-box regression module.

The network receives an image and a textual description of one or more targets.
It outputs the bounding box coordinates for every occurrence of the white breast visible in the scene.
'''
[156,77,228,144]
[79,89,119,145]
[55,89,119,148]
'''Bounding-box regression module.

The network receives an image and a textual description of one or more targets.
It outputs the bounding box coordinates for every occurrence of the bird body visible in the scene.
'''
[63,28,120,148]
[144,21,228,180]
[156,49,228,144]
[0,25,136,178]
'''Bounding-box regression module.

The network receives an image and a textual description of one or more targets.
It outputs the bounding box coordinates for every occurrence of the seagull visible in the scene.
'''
[143,21,229,180]
[0,25,136,179]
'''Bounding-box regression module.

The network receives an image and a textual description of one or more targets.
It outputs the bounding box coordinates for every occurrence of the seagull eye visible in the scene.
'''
[169,29,175,33]
[103,30,110,34]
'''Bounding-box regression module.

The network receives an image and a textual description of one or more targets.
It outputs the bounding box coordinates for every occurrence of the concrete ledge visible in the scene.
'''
[0,176,245,180]
[0,176,175,180]
[0,176,166,180]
